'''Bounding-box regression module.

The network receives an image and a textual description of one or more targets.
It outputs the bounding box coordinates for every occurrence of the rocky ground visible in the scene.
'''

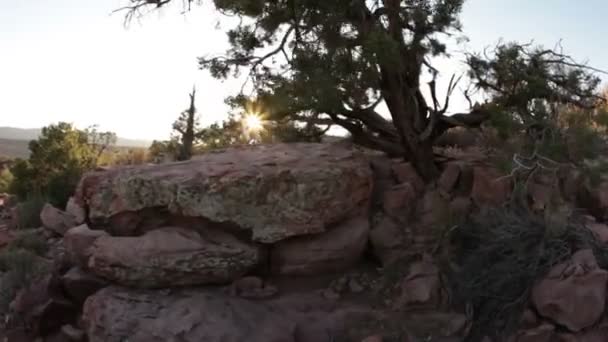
[1,142,608,341]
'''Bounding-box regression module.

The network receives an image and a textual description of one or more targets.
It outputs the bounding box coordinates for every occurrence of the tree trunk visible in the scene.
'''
[177,88,197,161]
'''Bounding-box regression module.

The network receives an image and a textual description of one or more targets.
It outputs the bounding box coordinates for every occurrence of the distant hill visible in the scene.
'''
[0,138,29,159]
[0,127,152,148]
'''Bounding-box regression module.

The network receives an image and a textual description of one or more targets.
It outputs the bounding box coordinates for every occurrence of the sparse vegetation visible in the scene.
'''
[0,248,48,312]
[0,168,13,193]
[8,122,116,208]
[13,196,45,230]
[446,204,607,340]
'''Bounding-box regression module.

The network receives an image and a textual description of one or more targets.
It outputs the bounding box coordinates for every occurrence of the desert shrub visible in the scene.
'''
[8,229,48,257]
[9,122,115,208]
[0,169,13,193]
[446,205,605,340]
[14,196,46,230]
[0,249,48,311]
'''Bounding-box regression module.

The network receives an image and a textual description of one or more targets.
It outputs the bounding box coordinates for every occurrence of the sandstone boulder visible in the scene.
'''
[75,143,373,243]
[396,255,441,308]
[531,249,608,332]
[369,215,408,265]
[382,183,417,221]
[391,161,424,193]
[471,167,511,207]
[9,275,78,337]
[61,267,108,306]
[88,227,261,288]
[82,286,374,342]
[66,197,86,225]
[63,224,109,269]
[41,204,77,236]
[271,216,369,276]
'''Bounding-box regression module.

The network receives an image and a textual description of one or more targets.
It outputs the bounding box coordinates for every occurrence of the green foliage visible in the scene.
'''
[8,229,49,257]
[447,206,604,340]
[0,168,13,193]
[14,196,45,230]
[9,122,105,207]
[0,248,48,312]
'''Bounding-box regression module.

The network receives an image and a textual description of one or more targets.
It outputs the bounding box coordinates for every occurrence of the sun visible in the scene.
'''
[243,113,264,133]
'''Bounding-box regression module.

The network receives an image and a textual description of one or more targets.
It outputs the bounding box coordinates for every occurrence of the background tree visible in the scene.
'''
[9,122,111,207]
[173,87,201,161]
[85,124,118,159]
[119,0,603,180]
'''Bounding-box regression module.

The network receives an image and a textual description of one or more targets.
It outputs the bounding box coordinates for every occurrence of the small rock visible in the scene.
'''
[61,324,85,341]
[532,249,608,332]
[40,203,77,236]
[514,323,555,342]
[66,197,86,225]
[322,288,341,300]
[361,335,383,342]
[391,162,424,193]
[438,163,461,194]
[63,224,109,269]
[229,276,279,299]
[348,278,364,293]
[271,216,369,276]
[382,183,416,221]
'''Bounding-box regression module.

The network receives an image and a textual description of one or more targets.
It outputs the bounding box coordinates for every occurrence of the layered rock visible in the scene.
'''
[75,143,373,243]
[88,227,261,288]
[82,286,374,342]
[271,216,369,275]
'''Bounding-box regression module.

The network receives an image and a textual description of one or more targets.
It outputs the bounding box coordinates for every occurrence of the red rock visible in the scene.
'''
[63,224,109,269]
[82,286,375,342]
[586,222,608,243]
[382,183,416,221]
[520,309,539,329]
[10,275,78,337]
[369,216,408,266]
[391,162,425,193]
[271,216,369,276]
[514,323,555,342]
[438,163,461,193]
[396,255,440,308]
[471,167,511,207]
[88,227,261,288]
[527,183,553,212]
[229,276,278,299]
[41,203,77,236]
[61,267,108,306]
[417,190,450,228]
[66,197,86,225]
[449,197,472,224]
[61,324,86,342]
[531,249,608,332]
[76,143,373,244]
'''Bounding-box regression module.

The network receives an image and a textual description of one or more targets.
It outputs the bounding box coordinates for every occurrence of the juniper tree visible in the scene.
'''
[117,0,604,181]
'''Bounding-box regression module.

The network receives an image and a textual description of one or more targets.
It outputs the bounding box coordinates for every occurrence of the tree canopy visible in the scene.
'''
[9,122,115,207]
[118,0,604,180]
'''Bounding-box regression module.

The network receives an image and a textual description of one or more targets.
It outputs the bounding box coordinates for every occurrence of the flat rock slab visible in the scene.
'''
[82,286,375,342]
[88,227,261,288]
[76,143,372,243]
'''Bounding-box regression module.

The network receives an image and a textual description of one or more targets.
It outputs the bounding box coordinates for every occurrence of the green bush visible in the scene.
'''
[14,197,46,230]
[0,169,13,193]
[9,122,101,208]
[8,229,48,256]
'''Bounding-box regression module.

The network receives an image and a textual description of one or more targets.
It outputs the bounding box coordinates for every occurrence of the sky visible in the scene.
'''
[1,0,607,141]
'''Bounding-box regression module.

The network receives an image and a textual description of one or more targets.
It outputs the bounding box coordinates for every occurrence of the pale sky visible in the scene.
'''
[1,0,607,141]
